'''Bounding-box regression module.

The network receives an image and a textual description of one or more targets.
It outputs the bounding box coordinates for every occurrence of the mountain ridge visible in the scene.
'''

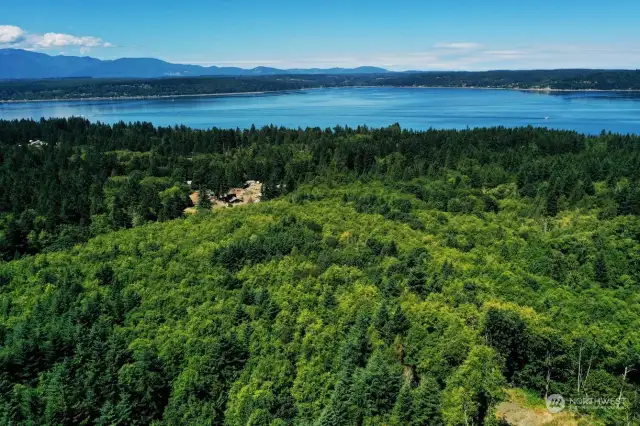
[0,48,389,79]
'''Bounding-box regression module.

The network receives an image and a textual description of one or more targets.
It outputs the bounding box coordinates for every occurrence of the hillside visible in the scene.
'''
[0,49,388,80]
[1,179,639,425]
[0,120,639,425]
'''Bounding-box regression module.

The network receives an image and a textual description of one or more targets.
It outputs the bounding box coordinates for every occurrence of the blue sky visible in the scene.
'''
[2,0,640,70]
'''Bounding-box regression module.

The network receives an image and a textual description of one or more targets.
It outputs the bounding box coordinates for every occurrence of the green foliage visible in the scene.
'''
[197,188,212,210]
[483,306,528,382]
[0,120,639,425]
[443,346,505,426]
[2,118,640,261]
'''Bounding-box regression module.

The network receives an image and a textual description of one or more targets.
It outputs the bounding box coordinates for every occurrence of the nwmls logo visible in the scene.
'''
[546,393,627,413]
[546,394,565,413]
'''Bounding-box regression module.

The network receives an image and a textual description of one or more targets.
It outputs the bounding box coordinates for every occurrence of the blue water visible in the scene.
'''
[1,87,639,134]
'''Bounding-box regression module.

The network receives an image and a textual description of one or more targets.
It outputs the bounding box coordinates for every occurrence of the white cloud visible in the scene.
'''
[0,24,112,52]
[483,50,525,57]
[33,32,104,48]
[0,25,25,44]
[434,42,482,50]
[179,59,285,66]
[156,42,640,71]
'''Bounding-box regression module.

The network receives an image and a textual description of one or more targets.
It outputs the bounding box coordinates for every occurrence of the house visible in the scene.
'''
[186,180,264,211]
[218,194,235,203]
[27,140,47,147]
[188,190,215,207]
[230,188,245,198]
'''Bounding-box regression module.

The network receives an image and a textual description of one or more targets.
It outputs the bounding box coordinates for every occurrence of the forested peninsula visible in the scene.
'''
[1,69,640,101]
[0,119,639,425]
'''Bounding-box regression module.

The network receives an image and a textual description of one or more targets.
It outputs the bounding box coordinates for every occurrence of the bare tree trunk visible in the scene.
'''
[544,351,552,400]
[617,366,634,408]
[582,355,593,393]
[577,343,583,393]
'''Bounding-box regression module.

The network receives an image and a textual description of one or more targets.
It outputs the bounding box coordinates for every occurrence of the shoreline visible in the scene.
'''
[349,85,640,93]
[0,89,303,104]
[1,85,639,104]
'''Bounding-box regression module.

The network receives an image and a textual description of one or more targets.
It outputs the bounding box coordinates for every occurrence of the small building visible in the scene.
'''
[230,188,245,197]
[28,140,47,147]
[187,180,264,211]
[219,194,235,203]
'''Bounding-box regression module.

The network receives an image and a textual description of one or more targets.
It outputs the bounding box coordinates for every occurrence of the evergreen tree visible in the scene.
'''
[482,307,528,382]
[390,306,410,337]
[373,301,391,342]
[594,253,610,285]
[339,314,371,369]
[406,267,427,296]
[316,372,354,426]
[443,346,505,426]
[412,377,444,426]
[546,189,559,216]
[390,383,413,425]
[353,350,401,420]
[197,188,212,210]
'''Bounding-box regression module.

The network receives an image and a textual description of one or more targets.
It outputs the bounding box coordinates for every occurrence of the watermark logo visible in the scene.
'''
[546,393,627,413]
[546,394,566,413]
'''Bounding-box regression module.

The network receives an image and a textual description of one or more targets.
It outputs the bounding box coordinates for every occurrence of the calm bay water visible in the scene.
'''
[1,87,639,134]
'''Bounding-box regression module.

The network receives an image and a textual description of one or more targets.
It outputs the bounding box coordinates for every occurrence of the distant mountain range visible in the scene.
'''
[0,49,389,80]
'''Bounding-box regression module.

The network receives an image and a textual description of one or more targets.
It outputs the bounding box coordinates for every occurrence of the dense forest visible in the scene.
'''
[0,76,327,101]
[374,69,640,91]
[1,69,640,101]
[0,119,639,425]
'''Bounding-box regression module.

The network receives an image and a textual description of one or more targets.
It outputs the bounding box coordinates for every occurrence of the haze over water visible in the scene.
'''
[1,87,639,134]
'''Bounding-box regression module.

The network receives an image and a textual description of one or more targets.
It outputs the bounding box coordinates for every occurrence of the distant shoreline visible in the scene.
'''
[0,90,294,104]
[352,85,640,93]
[2,85,639,104]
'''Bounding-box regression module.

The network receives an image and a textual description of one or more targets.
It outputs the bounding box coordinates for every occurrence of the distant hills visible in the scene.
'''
[0,49,389,80]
